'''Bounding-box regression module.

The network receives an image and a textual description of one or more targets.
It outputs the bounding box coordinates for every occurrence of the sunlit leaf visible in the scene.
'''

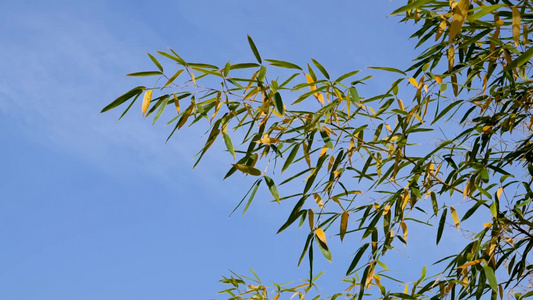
[232,164,262,176]
[247,35,262,63]
[142,89,153,117]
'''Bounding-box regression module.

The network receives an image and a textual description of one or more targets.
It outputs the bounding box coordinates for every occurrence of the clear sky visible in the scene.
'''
[0,1,458,299]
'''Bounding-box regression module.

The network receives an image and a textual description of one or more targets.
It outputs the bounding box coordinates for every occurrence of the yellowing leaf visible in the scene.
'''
[306,74,324,104]
[382,205,391,216]
[484,222,492,228]
[435,75,443,84]
[315,228,328,245]
[408,77,419,88]
[232,164,262,176]
[173,94,180,114]
[436,20,447,41]
[497,187,503,199]
[449,0,470,41]
[313,193,323,208]
[189,69,197,86]
[447,45,455,72]
[456,259,485,269]
[400,221,408,241]
[308,209,314,230]
[397,99,405,111]
[256,134,279,145]
[340,211,349,242]
[450,206,460,229]
[512,6,521,47]
[142,89,152,117]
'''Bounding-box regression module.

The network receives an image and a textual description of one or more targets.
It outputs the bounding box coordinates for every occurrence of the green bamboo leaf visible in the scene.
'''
[483,264,498,291]
[505,46,533,71]
[282,144,300,173]
[101,86,145,113]
[320,129,333,149]
[316,234,332,263]
[163,69,184,88]
[334,70,360,83]
[242,179,261,215]
[350,87,360,104]
[277,196,307,234]
[462,200,485,221]
[147,52,163,72]
[274,92,284,116]
[467,4,505,22]
[298,233,314,267]
[265,59,302,70]
[247,35,262,64]
[346,243,369,275]
[126,71,163,77]
[311,58,330,79]
[436,208,447,245]
[390,0,434,15]
[152,95,170,125]
[222,132,235,159]
[229,63,261,70]
[367,66,406,76]
[264,176,280,202]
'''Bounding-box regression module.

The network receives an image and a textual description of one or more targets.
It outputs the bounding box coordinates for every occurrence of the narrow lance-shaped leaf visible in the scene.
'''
[436,208,447,245]
[483,264,498,291]
[512,6,521,47]
[142,89,153,117]
[126,71,163,77]
[450,206,460,229]
[346,243,369,275]
[242,179,262,215]
[232,164,262,176]
[340,211,349,242]
[222,132,235,159]
[274,92,284,116]
[264,176,280,203]
[147,52,163,72]
[247,35,262,64]
[101,86,144,113]
[449,0,470,41]
[390,0,434,15]
[311,58,330,79]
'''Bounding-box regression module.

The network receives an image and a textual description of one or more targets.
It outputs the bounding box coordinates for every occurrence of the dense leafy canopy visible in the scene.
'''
[103,0,533,299]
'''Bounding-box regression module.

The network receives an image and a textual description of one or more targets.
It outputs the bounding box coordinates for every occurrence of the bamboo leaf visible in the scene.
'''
[450,207,460,229]
[340,211,349,242]
[232,164,262,176]
[126,71,163,77]
[390,0,434,15]
[483,264,498,291]
[247,35,262,64]
[147,52,163,72]
[102,86,145,113]
[222,132,235,159]
[346,243,369,275]
[265,59,302,70]
[437,208,447,245]
[367,66,406,76]
[274,92,284,116]
[311,58,330,79]
[242,179,261,215]
[142,90,153,117]
[264,176,280,202]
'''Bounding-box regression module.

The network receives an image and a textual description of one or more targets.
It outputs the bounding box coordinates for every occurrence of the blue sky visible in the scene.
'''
[0,1,467,299]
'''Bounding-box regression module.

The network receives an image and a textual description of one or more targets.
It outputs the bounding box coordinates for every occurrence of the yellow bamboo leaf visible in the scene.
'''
[400,221,408,241]
[319,145,328,158]
[447,45,455,72]
[449,0,470,41]
[340,211,349,242]
[273,294,280,300]
[385,124,392,133]
[435,75,443,84]
[436,20,447,41]
[512,6,521,47]
[382,205,391,216]
[450,207,460,229]
[402,190,410,210]
[497,187,503,199]
[256,134,279,145]
[315,228,327,245]
[306,74,324,104]
[142,89,152,117]
[408,77,419,88]
[397,99,405,111]
[456,259,485,269]
[313,193,323,208]
[303,142,311,167]
[232,164,262,176]
[483,222,492,228]
[173,94,180,114]
[189,70,197,86]
[404,283,409,294]
[374,203,380,210]
[308,209,314,230]
[328,155,335,171]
